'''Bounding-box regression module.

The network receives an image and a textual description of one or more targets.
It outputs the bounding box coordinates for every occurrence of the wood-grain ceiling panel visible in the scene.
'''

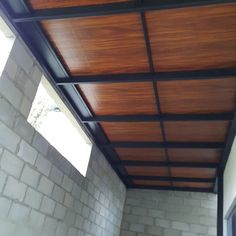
[168,148,221,163]
[173,182,213,188]
[24,1,234,192]
[146,3,236,71]
[126,166,169,176]
[42,13,149,75]
[28,0,131,9]
[171,168,216,178]
[164,121,229,142]
[158,78,236,114]
[78,82,157,115]
[101,122,163,142]
[116,148,166,161]
[133,180,172,186]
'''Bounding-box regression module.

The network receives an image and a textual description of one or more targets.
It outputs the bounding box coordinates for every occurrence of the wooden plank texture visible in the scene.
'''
[164,121,229,142]
[116,148,166,161]
[28,0,131,9]
[173,182,213,188]
[158,78,236,114]
[146,3,236,71]
[42,13,149,75]
[78,82,157,115]
[168,148,221,163]
[23,1,236,191]
[133,180,172,186]
[171,168,216,178]
[126,166,169,176]
[101,122,163,142]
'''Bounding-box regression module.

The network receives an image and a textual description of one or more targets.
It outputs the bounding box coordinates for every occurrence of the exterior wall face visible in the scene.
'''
[0,38,126,236]
[223,137,236,235]
[120,189,217,236]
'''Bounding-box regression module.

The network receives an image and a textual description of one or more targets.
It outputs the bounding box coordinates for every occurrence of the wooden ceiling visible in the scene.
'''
[5,0,236,192]
[28,0,131,9]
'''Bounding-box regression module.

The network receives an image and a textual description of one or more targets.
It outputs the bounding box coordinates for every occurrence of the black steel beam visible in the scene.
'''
[103,141,225,149]
[12,0,235,22]
[219,112,236,171]
[214,112,236,192]
[217,171,223,236]
[113,161,218,168]
[125,175,215,183]
[55,68,236,84]
[128,184,213,193]
[82,113,234,122]
[139,3,174,186]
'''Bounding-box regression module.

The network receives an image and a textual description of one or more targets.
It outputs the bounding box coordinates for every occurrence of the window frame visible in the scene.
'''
[28,76,92,176]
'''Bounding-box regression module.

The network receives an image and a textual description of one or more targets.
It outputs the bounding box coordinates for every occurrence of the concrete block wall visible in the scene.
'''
[0,37,126,236]
[120,189,217,236]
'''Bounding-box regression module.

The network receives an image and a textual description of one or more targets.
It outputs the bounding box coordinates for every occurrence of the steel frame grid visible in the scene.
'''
[1,0,235,197]
[138,3,173,187]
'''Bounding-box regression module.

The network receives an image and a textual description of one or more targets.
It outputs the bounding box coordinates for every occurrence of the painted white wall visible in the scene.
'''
[223,137,236,235]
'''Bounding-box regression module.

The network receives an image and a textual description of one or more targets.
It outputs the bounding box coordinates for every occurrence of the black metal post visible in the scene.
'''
[217,170,224,236]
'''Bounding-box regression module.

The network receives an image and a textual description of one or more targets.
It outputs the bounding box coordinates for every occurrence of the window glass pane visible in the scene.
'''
[28,77,92,176]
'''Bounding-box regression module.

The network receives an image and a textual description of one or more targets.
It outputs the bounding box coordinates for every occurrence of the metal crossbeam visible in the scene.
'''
[113,161,218,168]
[56,69,236,84]
[214,111,236,192]
[128,185,213,193]
[103,142,224,149]
[12,0,235,22]
[125,175,215,183]
[219,112,236,171]
[82,113,234,122]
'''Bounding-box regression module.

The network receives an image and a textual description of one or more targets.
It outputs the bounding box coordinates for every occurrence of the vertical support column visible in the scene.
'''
[217,170,224,236]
